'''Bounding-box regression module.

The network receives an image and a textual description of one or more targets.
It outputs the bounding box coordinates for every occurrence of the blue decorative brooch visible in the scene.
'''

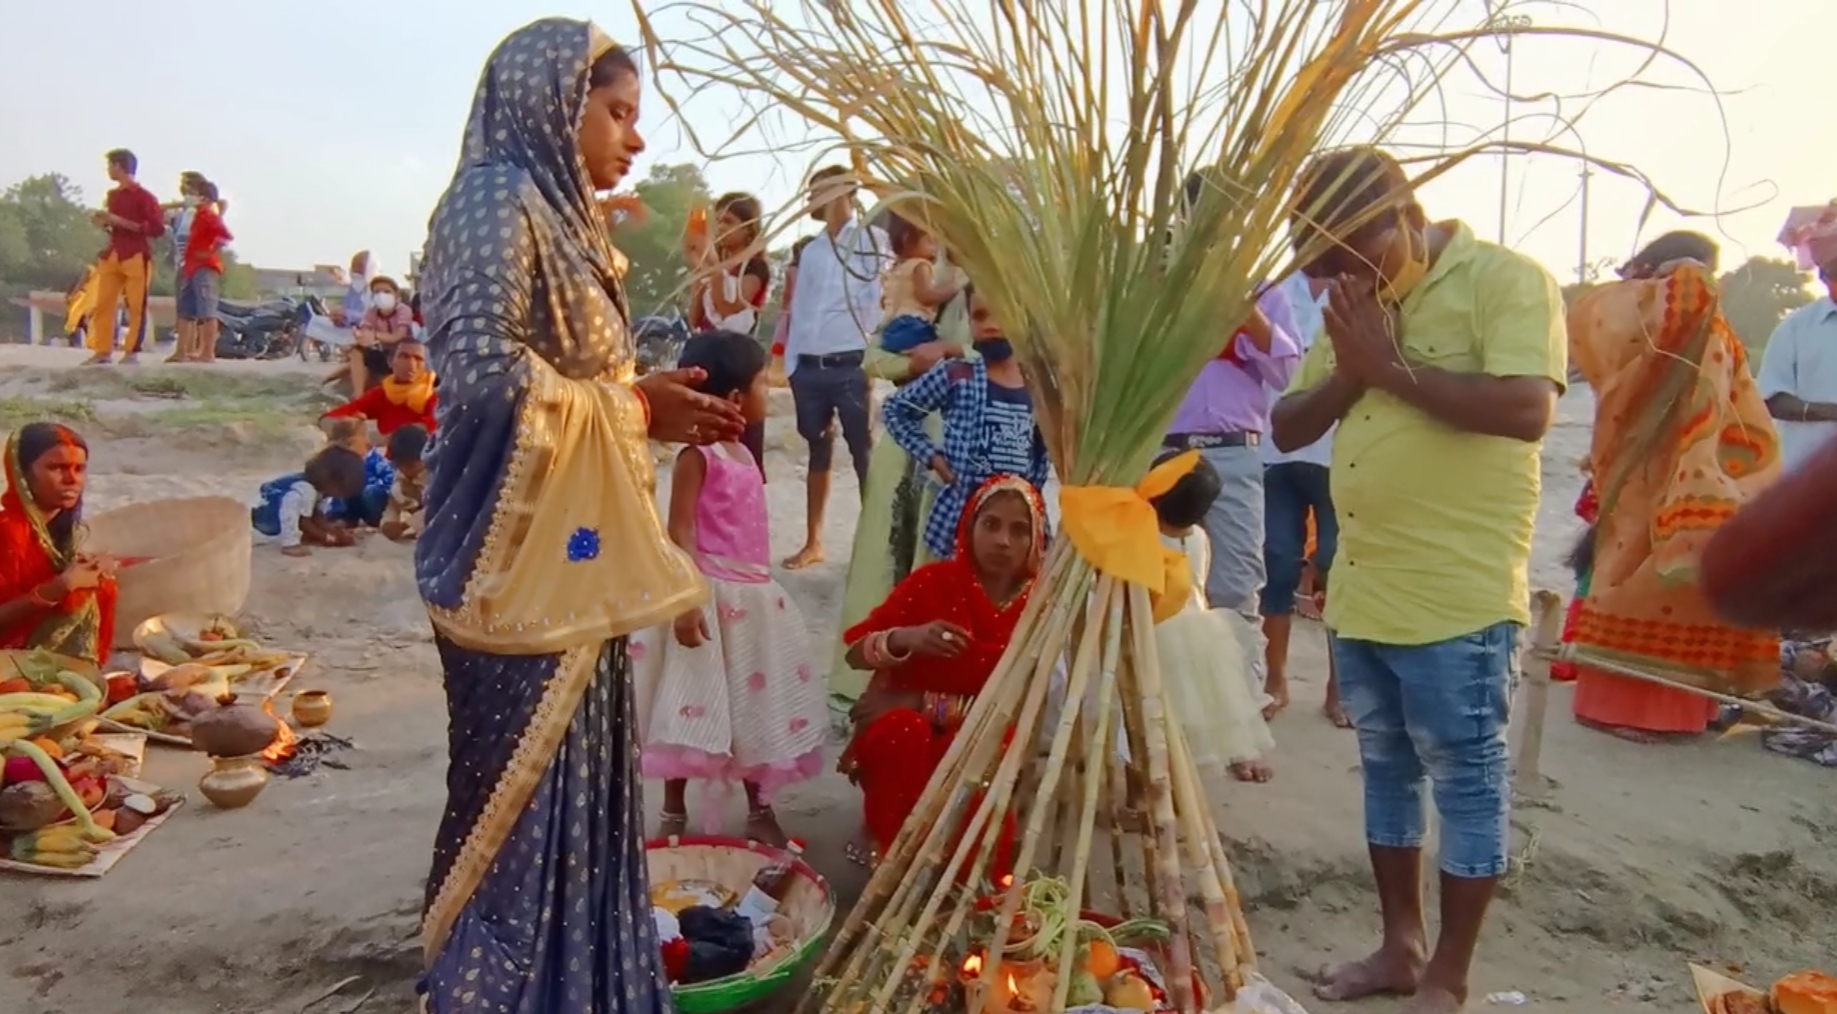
[566,526,601,562]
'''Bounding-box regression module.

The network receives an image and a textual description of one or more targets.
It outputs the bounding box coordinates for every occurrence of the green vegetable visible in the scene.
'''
[1065,969,1104,1006]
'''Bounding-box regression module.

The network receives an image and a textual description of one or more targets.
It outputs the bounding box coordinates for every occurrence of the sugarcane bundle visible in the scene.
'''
[632,2,1707,1011]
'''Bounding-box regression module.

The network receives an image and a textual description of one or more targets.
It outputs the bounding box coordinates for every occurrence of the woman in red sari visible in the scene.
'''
[0,423,118,666]
[839,475,1044,864]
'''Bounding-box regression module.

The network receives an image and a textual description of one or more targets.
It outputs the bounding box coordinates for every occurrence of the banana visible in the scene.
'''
[14,849,96,870]
[13,827,90,854]
[2,740,113,843]
[0,693,75,711]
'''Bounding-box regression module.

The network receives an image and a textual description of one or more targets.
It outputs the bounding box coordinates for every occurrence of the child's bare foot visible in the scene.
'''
[1262,678,1290,720]
[1229,760,1273,783]
[658,810,688,839]
[782,543,824,570]
[1323,695,1353,729]
[380,521,408,541]
[745,806,789,847]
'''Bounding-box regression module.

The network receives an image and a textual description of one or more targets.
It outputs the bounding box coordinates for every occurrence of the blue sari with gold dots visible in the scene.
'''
[413,18,707,1014]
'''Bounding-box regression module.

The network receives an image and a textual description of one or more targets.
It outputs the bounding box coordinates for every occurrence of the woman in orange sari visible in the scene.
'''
[1566,233,1781,740]
[838,475,1044,865]
[0,423,118,666]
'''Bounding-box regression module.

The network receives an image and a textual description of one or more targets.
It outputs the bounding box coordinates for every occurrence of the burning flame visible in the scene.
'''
[260,702,299,763]
[962,953,983,976]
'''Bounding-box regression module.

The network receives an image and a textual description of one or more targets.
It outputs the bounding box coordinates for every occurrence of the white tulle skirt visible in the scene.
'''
[1156,607,1274,772]
[1042,606,1272,773]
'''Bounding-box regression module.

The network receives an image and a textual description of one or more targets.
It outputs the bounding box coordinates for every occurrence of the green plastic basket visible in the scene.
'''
[648,835,835,1014]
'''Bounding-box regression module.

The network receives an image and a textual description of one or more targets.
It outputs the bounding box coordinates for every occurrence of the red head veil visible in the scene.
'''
[844,476,1046,698]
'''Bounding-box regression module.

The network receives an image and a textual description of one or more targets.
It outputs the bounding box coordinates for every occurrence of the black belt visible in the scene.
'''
[796,350,865,370]
[1165,431,1259,450]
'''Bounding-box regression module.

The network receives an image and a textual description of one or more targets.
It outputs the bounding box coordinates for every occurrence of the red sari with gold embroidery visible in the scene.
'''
[0,429,117,666]
[841,477,1043,860]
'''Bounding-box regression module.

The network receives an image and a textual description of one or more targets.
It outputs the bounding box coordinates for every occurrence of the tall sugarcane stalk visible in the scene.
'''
[635,2,1709,1011]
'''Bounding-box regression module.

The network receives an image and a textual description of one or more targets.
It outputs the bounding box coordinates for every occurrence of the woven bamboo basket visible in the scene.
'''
[646,835,835,1013]
[82,497,252,650]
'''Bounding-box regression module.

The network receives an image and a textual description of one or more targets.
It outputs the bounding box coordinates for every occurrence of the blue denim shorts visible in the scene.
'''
[1331,621,1519,878]
[178,268,221,321]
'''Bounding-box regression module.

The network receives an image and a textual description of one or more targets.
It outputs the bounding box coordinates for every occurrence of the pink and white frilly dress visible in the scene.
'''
[630,443,827,829]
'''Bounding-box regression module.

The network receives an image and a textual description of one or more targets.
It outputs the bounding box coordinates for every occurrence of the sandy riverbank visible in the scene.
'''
[0,346,1830,1014]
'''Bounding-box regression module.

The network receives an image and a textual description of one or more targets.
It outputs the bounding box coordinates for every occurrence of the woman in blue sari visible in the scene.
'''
[414,19,744,1014]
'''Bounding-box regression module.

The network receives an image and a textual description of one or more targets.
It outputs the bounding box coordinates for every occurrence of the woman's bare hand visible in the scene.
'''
[636,368,746,445]
[897,621,970,659]
[672,609,710,649]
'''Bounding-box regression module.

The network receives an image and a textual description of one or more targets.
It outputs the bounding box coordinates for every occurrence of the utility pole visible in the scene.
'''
[1577,165,1593,284]
[1487,10,1533,245]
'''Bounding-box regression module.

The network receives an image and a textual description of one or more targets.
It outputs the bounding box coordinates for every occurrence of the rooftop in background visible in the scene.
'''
[250,265,344,298]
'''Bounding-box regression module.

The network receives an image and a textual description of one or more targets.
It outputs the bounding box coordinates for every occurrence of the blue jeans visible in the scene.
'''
[1331,621,1519,878]
[1260,461,1336,614]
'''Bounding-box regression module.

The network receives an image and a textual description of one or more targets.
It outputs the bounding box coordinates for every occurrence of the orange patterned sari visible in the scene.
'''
[1566,266,1782,733]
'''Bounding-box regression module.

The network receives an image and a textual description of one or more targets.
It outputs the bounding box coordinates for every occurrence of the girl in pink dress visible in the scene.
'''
[632,331,827,846]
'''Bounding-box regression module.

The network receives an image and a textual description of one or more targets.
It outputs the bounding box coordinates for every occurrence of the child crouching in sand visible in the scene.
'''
[630,330,828,846]
[321,418,393,528]
[379,424,428,542]
[251,445,367,557]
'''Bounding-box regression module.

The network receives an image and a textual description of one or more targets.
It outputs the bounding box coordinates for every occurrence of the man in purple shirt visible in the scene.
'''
[1165,283,1301,777]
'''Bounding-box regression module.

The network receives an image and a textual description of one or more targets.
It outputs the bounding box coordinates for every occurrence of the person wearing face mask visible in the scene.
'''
[334,249,373,326]
[879,285,1050,562]
[344,275,414,392]
[1271,146,1566,1014]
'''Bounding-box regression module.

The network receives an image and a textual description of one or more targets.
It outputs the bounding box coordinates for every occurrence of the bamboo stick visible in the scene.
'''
[1103,708,1132,918]
[1161,663,1250,993]
[1048,587,1125,1012]
[1125,583,1199,1014]
[1113,611,1161,923]
[1511,590,1563,798]
[1555,644,1837,737]
[977,575,1117,1001]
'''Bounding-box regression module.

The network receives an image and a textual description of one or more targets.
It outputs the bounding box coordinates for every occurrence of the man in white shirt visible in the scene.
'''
[781,166,890,569]
[1259,271,1348,727]
[1757,259,1837,473]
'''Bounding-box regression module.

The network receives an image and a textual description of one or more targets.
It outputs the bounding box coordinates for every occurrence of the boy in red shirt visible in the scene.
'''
[173,179,233,363]
[321,340,438,435]
[85,148,166,365]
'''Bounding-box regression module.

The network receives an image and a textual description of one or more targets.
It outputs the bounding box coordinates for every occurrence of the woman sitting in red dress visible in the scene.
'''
[0,423,118,666]
[838,475,1045,867]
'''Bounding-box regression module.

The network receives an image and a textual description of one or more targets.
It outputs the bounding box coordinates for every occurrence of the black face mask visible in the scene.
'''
[977,337,1014,363]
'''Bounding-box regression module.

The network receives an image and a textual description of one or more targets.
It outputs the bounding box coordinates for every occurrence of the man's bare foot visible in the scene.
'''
[782,543,824,570]
[1312,948,1424,1002]
[1398,984,1466,1014]
[1229,760,1273,783]
[1262,680,1290,720]
[1323,695,1353,729]
[119,352,140,365]
[81,354,112,365]
[746,806,789,847]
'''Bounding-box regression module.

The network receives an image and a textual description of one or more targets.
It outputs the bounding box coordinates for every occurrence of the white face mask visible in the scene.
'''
[372,293,397,313]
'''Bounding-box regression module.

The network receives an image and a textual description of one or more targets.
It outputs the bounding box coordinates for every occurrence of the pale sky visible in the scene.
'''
[1,0,1825,284]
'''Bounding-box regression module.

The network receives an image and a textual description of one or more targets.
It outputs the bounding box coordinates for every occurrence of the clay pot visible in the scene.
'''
[197,754,269,809]
[189,693,281,758]
[291,690,332,729]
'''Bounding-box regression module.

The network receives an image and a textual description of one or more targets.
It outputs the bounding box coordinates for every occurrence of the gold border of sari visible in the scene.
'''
[423,360,707,655]
[420,642,601,963]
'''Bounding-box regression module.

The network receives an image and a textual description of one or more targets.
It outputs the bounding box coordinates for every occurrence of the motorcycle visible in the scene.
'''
[215,296,327,360]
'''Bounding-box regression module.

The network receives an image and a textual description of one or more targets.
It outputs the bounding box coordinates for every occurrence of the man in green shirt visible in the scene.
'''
[1272,147,1566,1014]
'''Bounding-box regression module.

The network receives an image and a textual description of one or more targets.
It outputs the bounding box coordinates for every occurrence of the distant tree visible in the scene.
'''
[615,163,712,318]
[1717,256,1813,365]
[0,174,99,290]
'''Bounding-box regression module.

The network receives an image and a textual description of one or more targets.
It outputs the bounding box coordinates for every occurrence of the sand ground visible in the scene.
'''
[0,344,1830,1014]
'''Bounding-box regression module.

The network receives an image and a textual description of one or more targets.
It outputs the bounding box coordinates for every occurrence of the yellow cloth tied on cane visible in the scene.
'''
[1058,450,1199,624]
